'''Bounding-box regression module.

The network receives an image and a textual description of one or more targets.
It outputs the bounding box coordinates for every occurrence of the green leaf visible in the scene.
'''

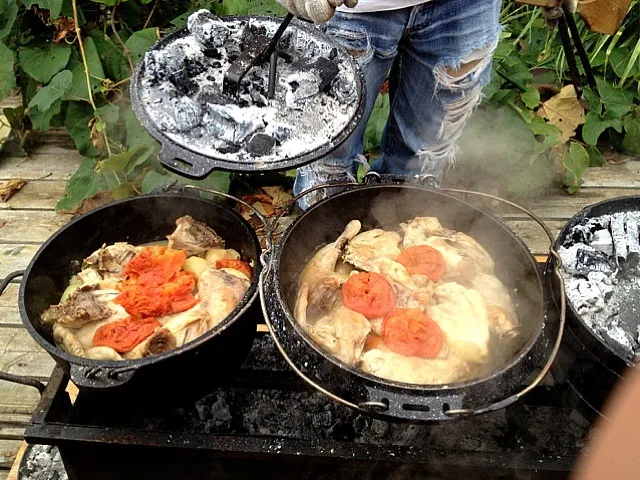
[582,110,623,146]
[248,0,285,15]
[55,157,109,211]
[64,101,100,157]
[501,56,534,86]
[124,108,157,151]
[563,143,589,194]
[212,0,250,16]
[28,98,62,131]
[521,85,540,109]
[583,86,602,116]
[622,111,640,155]
[66,38,105,101]
[112,182,135,200]
[95,103,119,124]
[23,0,64,19]
[364,93,389,152]
[100,145,152,174]
[90,0,117,6]
[586,145,606,167]
[488,88,516,106]
[60,0,85,25]
[28,69,72,112]
[0,42,16,101]
[19,44,71,84]
[88,30,130,83]
[0,0,18,40]
[125,28,159,65]
[141,170,171,194]
[597,77,634,118]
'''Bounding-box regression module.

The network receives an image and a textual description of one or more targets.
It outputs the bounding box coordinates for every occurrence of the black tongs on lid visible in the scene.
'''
[222,13,295,99]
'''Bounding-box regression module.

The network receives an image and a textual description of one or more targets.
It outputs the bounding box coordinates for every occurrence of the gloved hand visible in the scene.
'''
[277,0,358,24]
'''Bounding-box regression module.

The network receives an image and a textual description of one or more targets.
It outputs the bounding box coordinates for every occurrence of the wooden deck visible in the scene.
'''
[0,123,639,478]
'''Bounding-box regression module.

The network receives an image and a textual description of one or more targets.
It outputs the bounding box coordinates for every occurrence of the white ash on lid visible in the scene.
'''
[137,10,360,163]
[560,211,640,364]
[18,444,68,480]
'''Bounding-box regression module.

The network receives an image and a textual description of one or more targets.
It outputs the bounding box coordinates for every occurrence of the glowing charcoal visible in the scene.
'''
[187,10,230,48]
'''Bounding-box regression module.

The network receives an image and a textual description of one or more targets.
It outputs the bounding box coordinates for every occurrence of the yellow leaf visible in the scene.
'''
[538,85,585,142]
[262,186,293,209]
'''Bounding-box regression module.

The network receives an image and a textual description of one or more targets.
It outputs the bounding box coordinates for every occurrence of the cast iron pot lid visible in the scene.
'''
[130,13,366,179]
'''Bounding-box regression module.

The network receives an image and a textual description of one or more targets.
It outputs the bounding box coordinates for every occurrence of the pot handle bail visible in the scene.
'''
[438,187,567,417]
[0,270,47,394]
[158,145,217,180]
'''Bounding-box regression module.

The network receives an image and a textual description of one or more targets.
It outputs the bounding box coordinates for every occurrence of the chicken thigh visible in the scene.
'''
[198,268,250,328]
[167,215,225,256]
[467,273,518,335]
[343,229,402,269]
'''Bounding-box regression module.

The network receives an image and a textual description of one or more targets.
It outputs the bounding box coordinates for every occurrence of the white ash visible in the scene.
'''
[18,445,68,480]
[138,10,359,163]
[560,211,640,364]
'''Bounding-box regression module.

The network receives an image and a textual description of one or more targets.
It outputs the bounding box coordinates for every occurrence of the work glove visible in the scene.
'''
[542,0,578,28]
[277,0,358,24]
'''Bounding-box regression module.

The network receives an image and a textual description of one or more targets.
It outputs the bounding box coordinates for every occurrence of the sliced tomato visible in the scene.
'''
[93,317,160,353]
[342,272,396,319]
[382,308,444,359]
[215,259,253,279]
[396,245,446,281]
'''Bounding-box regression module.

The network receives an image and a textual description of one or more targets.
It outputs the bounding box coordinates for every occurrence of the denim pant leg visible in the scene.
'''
[293,11,407,210]
[370,0,502,183]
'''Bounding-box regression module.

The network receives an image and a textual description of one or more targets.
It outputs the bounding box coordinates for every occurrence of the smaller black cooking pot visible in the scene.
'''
[0,191,262,410]
[550,196,640,419]
[260,178,566,422]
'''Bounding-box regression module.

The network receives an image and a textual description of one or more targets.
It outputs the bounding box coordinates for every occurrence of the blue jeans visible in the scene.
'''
[294,0,501,210]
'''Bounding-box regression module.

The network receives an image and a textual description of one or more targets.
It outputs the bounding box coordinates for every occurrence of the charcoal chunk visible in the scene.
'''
[172,96,202,132]
[197,85,230,106]
[281,70,321,107]
[625,214,640,266]
[247,133,275,156]
[187,10,230,48]
[291,57,340,91]
[591,229,614,256]
[143,45,187,85]
[331,70,357,105]
[203,104,264,145]
[611,213,628,263]
[184,56,207,77]
[265,123,293,144]
[574,248,616,276]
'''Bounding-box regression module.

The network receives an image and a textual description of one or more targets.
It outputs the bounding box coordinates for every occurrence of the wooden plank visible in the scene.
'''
[506,219,565,255]
[0,383,42,416]
[0,153,82,181]
[0,440,21,471]
[0,245,40,280]
[6,441,26,480]
[581,161,640,188]
[0,181,66,211]
[0,211,71,243]
[0,326,55,380]
[0,285,21,327]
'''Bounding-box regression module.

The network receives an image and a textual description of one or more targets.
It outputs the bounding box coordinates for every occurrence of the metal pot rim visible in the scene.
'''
[18,193,262,370]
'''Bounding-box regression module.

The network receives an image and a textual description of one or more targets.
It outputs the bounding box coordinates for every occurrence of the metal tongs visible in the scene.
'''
[222,13,295,99]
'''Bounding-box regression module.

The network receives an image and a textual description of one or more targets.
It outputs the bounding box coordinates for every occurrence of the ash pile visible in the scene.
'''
[559,211,640,363]
[138,10,359,163]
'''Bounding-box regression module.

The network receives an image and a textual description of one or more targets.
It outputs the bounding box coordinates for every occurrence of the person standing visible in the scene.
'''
[278,0,502,210]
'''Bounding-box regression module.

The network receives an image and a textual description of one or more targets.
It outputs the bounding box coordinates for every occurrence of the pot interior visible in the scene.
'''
[277,185,545,384]
[20,194,261,358]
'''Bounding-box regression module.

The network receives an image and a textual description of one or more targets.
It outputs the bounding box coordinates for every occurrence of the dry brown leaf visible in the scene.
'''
[0,179,26,202]
[53,17,76,43]
[0,115,10,148]
[59,191,114,216]
[88,118,106,151]
[537,85,585,142]
[262,186,293,209]
[242,193,272,205]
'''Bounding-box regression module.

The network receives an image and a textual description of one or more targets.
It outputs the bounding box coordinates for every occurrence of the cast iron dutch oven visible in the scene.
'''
[0,191,262,409]
[260,176,566,422]
[550,196,640,419]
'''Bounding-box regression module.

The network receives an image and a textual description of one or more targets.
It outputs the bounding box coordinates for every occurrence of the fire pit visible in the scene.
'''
[24,328,593,480]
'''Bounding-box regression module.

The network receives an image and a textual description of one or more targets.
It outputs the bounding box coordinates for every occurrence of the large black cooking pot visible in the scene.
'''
[550,196,639,419]
[1,192,262,410]
[261,180,564,422]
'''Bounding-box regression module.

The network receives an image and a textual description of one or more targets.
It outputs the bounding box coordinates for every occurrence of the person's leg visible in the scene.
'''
[370,0,502,184]
[293,10,408,210]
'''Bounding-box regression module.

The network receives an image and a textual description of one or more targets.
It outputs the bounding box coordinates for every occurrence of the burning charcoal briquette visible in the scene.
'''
[143,45,187,85]
[172,96,202,132]
[247,133,275,156]
[197,85,229,106]
[331,70,357,105]
[187,10,230,48]
[265,123,293,144]
[281,70,321,107]
[204,104,264,145]
[575,248,616,276]
[611,213,628,263]
[625,213,640,265]
[291,57,340,91]
[563,217,610,247]
[590,229,614,256]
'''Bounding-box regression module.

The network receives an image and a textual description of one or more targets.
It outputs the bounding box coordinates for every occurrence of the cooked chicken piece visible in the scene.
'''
[423,233,494,280]
[307,306,371,366]
[369,317,384,335]
[85,346,123,361]
[167,215,225,256]
[429,282,491,364]
[198,268,250,329]
[296,220,362,323]
[360,346,470,385]
[467,273,518,334]
[75,268,103,288]
[400,217,456,248]
[294,283,309,325]
[73,303,130,350]
[123,308,211,359]
[41,288,118,328]
[205,248,240,264]
[53,324,85,357]
[82,242,138,275]
[343,229,402,269]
